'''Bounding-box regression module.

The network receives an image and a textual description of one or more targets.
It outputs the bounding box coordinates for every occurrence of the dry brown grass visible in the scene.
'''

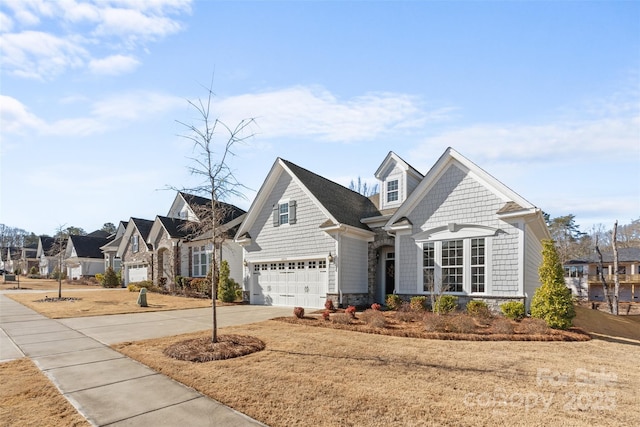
[0,277,101,291]
[114,320,640,427]
[6,289,212,318]
[0,359,90,427]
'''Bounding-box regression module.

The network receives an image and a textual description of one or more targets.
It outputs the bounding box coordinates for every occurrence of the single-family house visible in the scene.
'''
[37,236,58,277]
[99,221,128,274]
[236,147,550,310]
[64,234,110,279]
[19,243,38,274]
[1,247,21,274]
[146,191,246,290]
[117,218,155,285]
[564,247,640,302]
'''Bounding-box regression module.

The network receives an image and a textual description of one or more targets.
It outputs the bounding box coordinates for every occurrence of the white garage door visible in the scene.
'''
[127,264,148,284]
[251,260,328,308]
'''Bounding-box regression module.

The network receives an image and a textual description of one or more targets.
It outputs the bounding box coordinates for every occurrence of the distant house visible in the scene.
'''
[146,192,246,290]
[564,247,640,302]
[36,236,58,277]
[117,218,155,285]
[235,148,550,310]
[64,234,110,279]
[1,247,21,274]
[20,243,39,274]
[100,221,128,275]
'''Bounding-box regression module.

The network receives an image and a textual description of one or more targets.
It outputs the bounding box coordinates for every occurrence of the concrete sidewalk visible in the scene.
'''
[0,294,290,426]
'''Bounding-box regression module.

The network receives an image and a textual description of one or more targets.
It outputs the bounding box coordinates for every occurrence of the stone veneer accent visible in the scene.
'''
[367,228,395,305]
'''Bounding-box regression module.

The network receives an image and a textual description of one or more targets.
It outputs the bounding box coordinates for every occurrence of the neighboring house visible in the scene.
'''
[100,221,128,275]
[236,147,550,310]
[116,218,155,286]
[147,191,246,290]
[564,247,640,302]
[20,243,38,274]
[64,234,110,279]
[36,236,58,277]
[1,247,21,274]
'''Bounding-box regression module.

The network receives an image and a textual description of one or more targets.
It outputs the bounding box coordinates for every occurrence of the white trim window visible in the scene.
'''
[421,237,487,294]
[387,179,399,202]
[192,245,210,277]
[131,235,139,253]
[273,200,297,226]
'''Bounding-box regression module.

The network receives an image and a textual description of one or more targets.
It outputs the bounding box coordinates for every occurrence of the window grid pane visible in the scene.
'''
[423,242,435,292]
[442,240,463,292]
[471,238,485,293]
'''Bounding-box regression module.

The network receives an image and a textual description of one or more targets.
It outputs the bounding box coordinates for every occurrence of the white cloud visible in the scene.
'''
[0,30,87,79]
[90,91,183,121]
[0,95,45,134]
[88,54,140,75]
[214,86,451,143]
[0,0,191,79]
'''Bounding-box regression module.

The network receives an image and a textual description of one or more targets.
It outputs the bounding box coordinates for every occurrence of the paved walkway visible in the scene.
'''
[0,293,291,426]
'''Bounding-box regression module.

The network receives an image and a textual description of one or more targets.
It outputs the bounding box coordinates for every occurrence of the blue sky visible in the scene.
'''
[1,0,638,237]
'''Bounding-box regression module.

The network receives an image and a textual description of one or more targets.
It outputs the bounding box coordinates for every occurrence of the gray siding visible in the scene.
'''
[339,236,368,293]
[244,172,336,274]
[401,164,521,295]
[523,222,543,309]
[397,234,417,293]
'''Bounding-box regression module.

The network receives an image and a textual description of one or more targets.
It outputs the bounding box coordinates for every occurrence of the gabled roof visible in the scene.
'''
[236,158,379,240]
[87,230,110,238]
[130,217,154,242]
[385,147,550,240]
[374,151,423,181]
[68,235,110,259]
[37,236,57,257]
[157,216,192,239]
[179,191,247,225]
[281,159,380,230]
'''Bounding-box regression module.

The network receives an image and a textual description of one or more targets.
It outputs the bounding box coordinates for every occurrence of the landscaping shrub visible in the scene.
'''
[191,278,212,297]
[325,299,335,312]
[371,303,382,311]
[385,294,402,310]
[492,317,515,335]
[434,295,458,314]
[95,273,104,283]
[501,301,525,321]
[129,280,157,292]
[52,268,67,281]
[395,302,423,322]
[218,260,240,302]
[345,305,356,318]
[466,300,491,318]
[531,240,576,329]
[360,309,386,328]
[322,310,331,321]
[424,313,448,332]
[410,296,427,311]
[29,266,38,275]
[447,314,477,334]
[518,318,550,335]
[102,267,120,288]
[175,275,184,289]
[293,307,305,319]
[127,284,139,292]
[331,313,352,325]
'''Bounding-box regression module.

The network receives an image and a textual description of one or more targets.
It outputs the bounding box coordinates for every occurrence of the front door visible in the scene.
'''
[385,252,395,295]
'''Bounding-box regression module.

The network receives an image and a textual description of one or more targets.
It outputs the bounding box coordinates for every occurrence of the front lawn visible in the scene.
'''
[114,318,639,427]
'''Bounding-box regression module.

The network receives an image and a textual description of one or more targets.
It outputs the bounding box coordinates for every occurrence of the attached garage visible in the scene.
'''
[251,259,328,308]
[127,264,149,284]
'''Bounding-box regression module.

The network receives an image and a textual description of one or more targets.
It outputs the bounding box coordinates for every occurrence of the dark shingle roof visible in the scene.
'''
[39,236,56,254]
[281,159,380,230]
[180,192,246,225]
[130,218,155,241]
[69,235,110,259]
[157,216,192,239]
[87,230,110,238]
[592,247,640,263]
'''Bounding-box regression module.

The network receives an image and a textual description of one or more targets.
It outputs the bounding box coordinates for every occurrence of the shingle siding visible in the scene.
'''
[339,236,368,293]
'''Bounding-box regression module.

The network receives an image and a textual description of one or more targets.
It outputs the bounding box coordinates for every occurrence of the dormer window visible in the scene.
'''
[387,180,399,202]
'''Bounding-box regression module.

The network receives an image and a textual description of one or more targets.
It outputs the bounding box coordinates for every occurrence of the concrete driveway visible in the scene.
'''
[59,304,293,344]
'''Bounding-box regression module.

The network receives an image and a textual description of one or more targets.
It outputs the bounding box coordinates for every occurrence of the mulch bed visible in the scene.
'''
[274,311,591,342]
[35,296,82,303]
[163,334,265,362]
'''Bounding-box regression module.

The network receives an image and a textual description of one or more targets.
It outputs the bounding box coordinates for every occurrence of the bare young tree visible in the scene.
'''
[48,224,68,299]
[612,220,620,316]
[176,80,255,343]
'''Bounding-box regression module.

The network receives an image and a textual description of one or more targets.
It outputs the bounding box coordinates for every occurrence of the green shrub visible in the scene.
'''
[102,267,120,288]
[434,295,458,314]
[530,240,576,329]
[410,296,427,311]
[467,300,491,318]
[218,260,240,302]
[385,294,402,310]
[95,273,104,284]
[175,275,184,289]
[191,277,212,297]
[127,284,139,292]
[29,266,38,275]
[128,280,156,292]
[52,267,67,281]
[501,301,525,321]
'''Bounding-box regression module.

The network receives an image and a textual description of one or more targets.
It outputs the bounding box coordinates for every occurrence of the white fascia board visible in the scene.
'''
[320,223,375,241]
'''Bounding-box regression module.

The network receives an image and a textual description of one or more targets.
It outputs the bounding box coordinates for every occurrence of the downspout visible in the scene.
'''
[337,232,342,306]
